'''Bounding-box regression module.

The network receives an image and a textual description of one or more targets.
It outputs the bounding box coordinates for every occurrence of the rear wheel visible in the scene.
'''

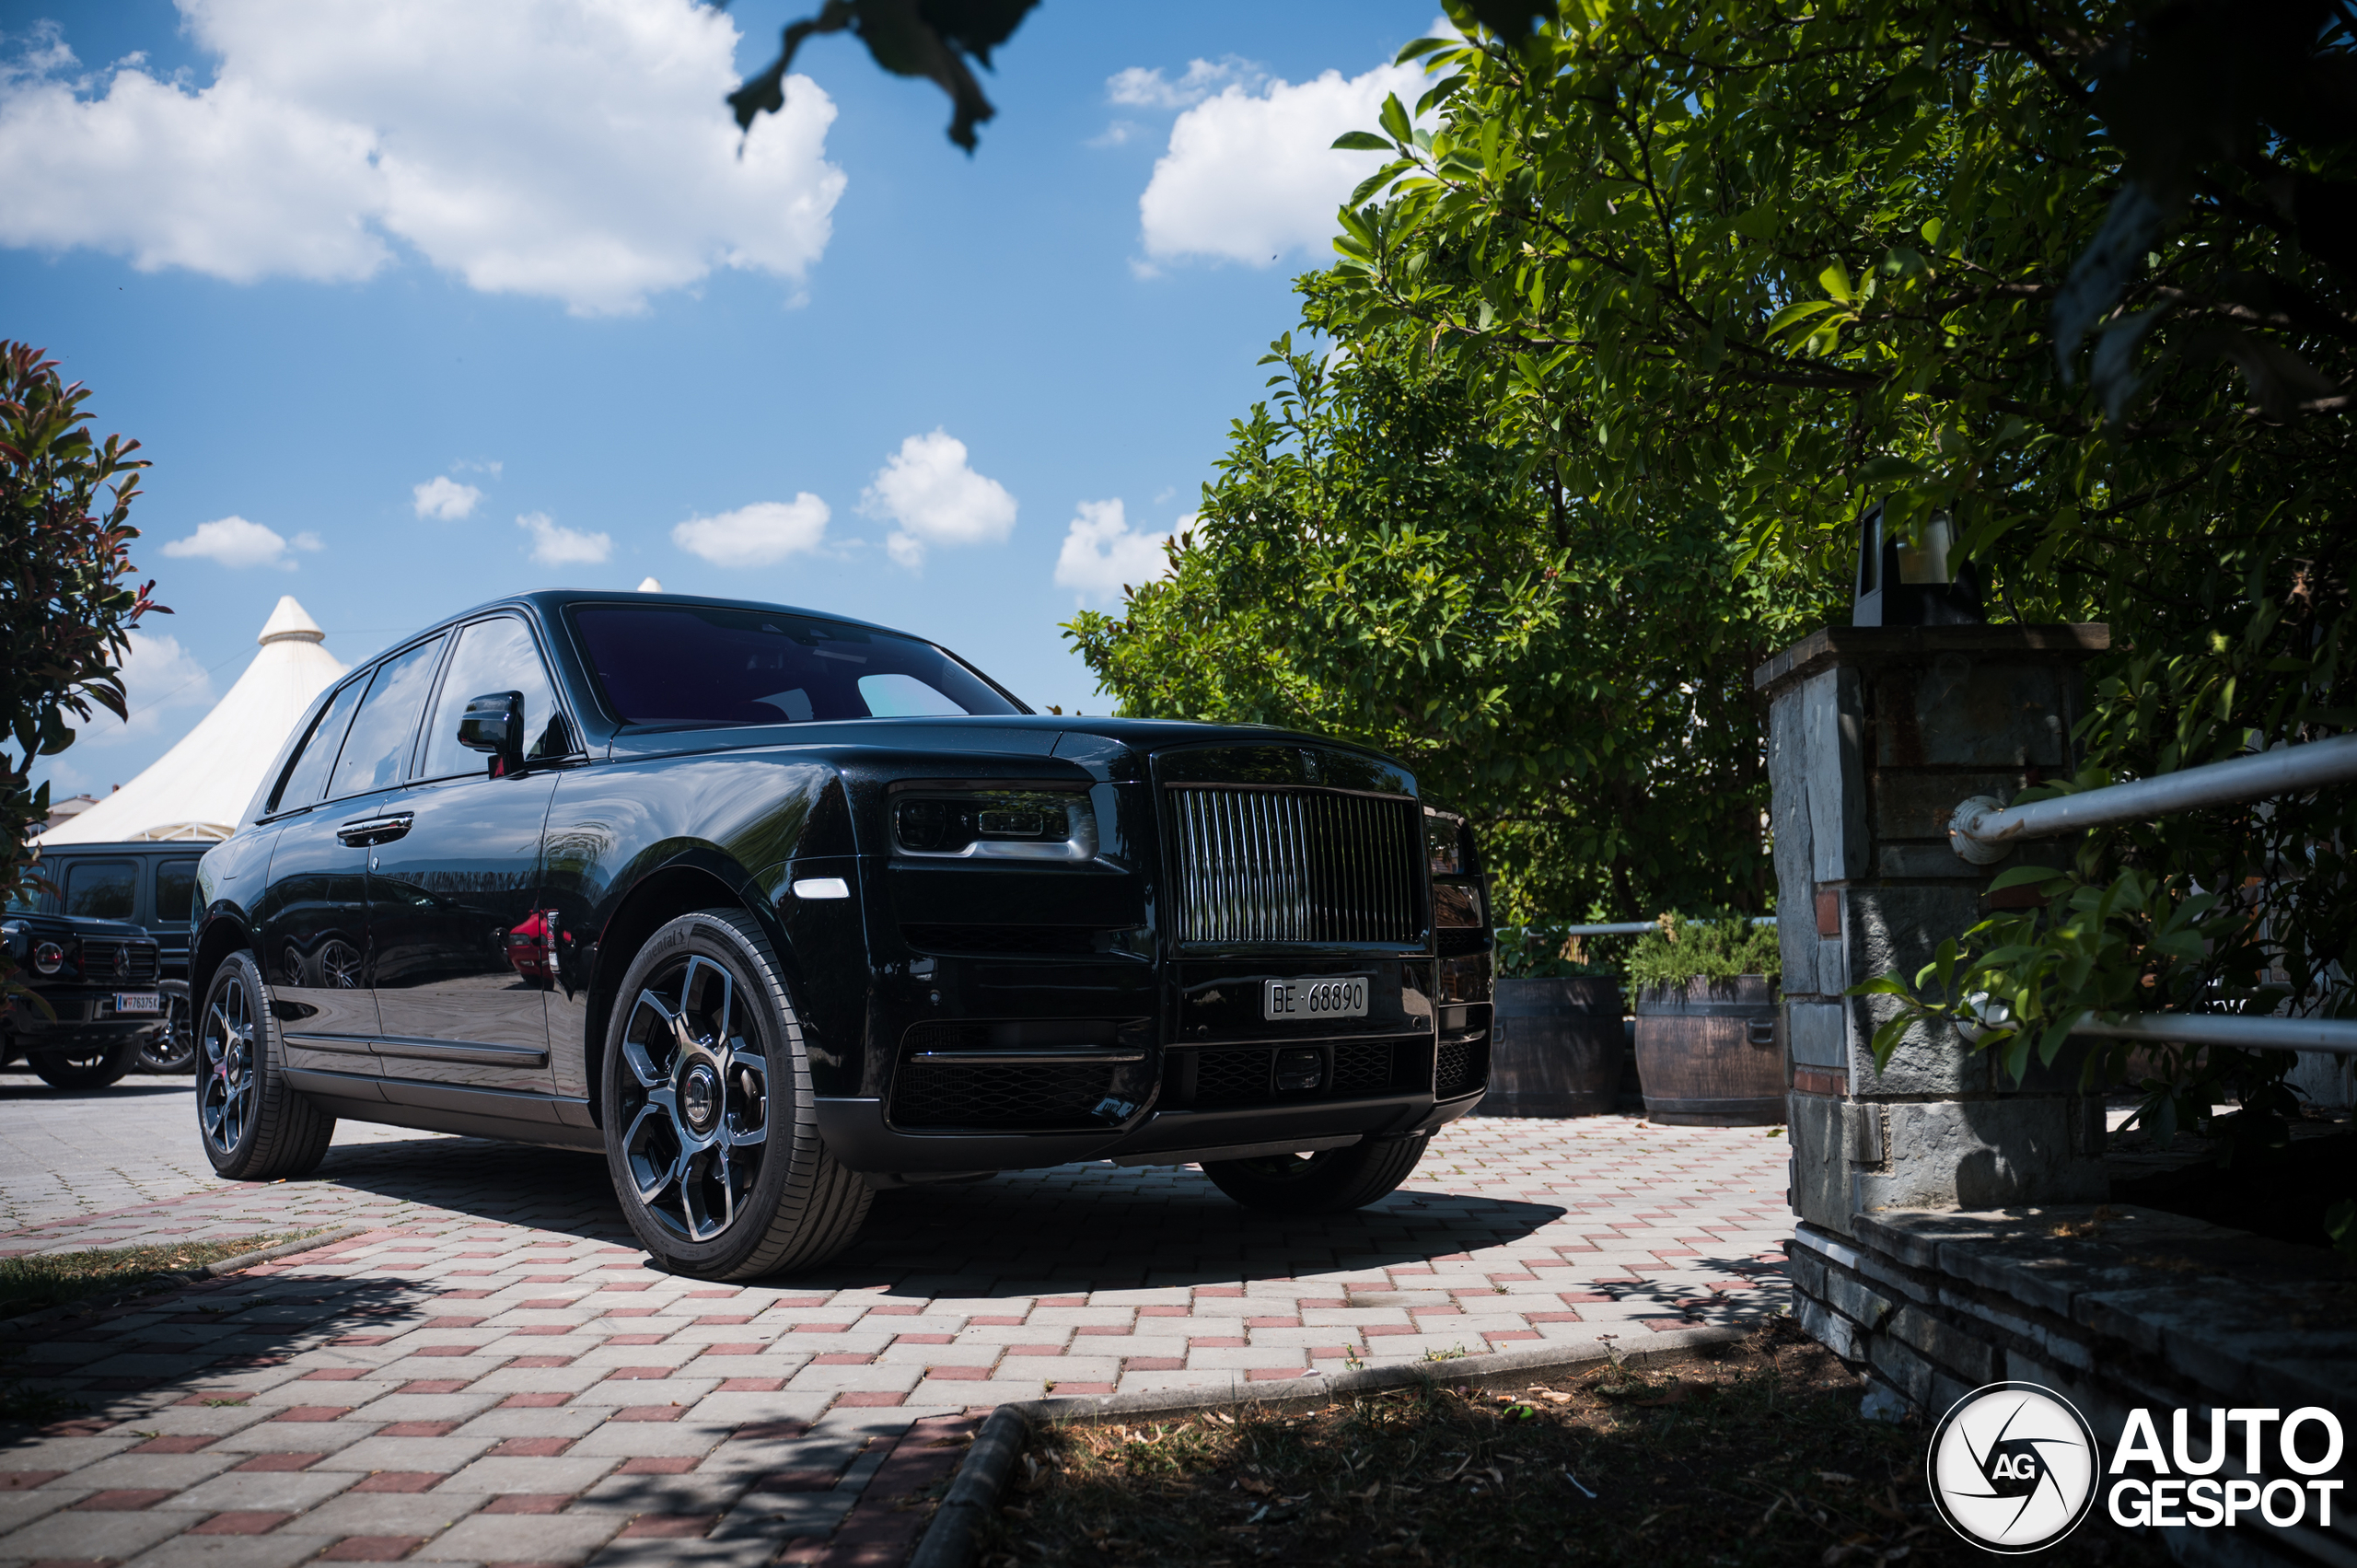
[600,909,870,1280]
[1201,1134,1431,1214]
[29,1035,141,1090]
[197,949,335,1179]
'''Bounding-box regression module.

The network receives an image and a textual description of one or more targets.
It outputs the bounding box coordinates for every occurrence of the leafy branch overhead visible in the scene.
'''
[720,1,1556,152]
[0,343,166,991]
[726,0,1039,152]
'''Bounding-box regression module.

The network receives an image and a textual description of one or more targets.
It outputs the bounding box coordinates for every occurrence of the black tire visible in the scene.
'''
[1202,1134,1432,1214]
[196,949,335,1179]
[138,993,196,1074]
[601,908,871,1281]
[28,1034,142,1090]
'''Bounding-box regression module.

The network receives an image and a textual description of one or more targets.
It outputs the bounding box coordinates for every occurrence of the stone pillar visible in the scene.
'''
[1755,626,2112,1239]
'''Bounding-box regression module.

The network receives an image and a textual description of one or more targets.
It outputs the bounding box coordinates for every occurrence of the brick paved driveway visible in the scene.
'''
[0,1101,1793,1566]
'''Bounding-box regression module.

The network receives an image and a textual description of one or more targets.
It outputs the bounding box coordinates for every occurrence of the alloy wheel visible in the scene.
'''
[616,954,770,1241]
[199,972,257,1155]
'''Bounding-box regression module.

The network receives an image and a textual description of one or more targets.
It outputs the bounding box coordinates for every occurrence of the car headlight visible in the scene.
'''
[891,789,1098,861]
[1424,807,1473,877]
[32,941,65,976]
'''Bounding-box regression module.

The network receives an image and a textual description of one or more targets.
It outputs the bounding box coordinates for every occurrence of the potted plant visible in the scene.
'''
[1627,915,1784,1126]
[1482,925,1627,1118]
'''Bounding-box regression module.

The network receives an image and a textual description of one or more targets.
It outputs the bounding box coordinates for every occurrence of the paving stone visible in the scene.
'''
[413,1511,623,1562]
[280,1492,484,1538]
[122,1532,339,1568]
[168,1470,356,1513]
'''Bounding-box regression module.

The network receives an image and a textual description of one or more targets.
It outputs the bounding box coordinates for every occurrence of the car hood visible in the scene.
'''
[606,714,1408,772]
[1,912,153,941]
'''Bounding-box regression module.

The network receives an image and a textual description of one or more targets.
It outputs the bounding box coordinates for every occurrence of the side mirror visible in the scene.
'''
[457,691,525,775]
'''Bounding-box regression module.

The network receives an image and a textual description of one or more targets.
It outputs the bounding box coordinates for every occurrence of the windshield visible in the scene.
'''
[568,604,1023,727]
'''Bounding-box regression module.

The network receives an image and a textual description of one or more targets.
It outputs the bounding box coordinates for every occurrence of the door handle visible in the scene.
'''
[337,812,414,847]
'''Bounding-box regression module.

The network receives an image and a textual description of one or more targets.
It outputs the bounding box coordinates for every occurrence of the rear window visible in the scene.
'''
[63,861,136,920]
[568,605,1021,727]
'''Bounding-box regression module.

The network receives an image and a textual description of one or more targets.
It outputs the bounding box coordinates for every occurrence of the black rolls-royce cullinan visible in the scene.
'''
[191,591,1493,1279]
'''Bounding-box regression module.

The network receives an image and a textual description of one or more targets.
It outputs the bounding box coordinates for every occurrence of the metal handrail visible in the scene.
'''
[1531,918,1780,937]
[1947,733,2357,865]
[2073,1010,2357,1057]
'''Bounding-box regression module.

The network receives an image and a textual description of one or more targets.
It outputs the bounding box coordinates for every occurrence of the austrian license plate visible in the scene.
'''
[1262,976,1368,1022]
[113,993,161,1016]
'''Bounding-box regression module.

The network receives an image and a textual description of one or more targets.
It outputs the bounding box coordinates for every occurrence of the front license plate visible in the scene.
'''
[113,993,161,1016]
[1262,977,1368,1022]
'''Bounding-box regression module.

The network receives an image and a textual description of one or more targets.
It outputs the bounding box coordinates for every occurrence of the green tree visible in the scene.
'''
[1,343,165,986]
[1308,0,2352,1132]
[1067,327,1837,924]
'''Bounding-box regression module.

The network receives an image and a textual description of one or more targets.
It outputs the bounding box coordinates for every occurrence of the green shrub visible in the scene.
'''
[1627,916,1780,991]
[1495,924,1621,981]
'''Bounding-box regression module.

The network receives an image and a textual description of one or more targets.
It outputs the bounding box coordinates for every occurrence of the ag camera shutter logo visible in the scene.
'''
[1927,1382,2101,1552]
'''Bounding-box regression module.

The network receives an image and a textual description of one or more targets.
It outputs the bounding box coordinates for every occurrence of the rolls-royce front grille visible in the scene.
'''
[78,941,158,985]
[1167,787,1422,945]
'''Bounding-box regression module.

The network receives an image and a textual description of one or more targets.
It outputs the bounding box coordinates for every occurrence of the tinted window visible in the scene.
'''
[420,618,569,780]
[273,679,367,813]
[156,859,201,924]
[64,861,136,920]
[569,606,1020,726]
[329,636,447,799]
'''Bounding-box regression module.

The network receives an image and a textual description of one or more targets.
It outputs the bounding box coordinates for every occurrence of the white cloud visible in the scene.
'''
[857,430,1016,571]
[69,631,217,750]
[671,494,830,567]
[158,515,320,570]
[0,0,846,316]
[1054,499,1176,604]
[517,511,610,566]
[1137,60,1427,266]
[412,475,481,520]
[1107,57,1258,110]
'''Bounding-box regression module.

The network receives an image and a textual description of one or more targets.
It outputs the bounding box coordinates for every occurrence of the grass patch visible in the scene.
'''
[0,1229,324,1321]
[984,1320,2165,1566]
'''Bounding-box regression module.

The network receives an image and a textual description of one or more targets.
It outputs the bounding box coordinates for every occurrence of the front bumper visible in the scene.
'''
[5,992,167,1051]
[817,1081,1484,1174]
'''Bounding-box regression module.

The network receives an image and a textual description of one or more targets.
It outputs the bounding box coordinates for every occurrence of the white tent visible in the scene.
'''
[40,597,346,844]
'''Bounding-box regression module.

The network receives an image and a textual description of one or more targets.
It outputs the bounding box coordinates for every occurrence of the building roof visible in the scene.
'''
[38,597,346,844]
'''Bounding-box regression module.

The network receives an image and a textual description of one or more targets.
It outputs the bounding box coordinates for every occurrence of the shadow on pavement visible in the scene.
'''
[294,1137,1568,1294]
[1,1268,447,1438]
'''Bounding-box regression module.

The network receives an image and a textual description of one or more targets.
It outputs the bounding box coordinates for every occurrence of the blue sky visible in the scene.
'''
[3,0,1440,800]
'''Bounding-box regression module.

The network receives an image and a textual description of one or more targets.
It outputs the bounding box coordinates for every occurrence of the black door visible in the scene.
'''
[251,674,380,1082]
[369,614,575,1106]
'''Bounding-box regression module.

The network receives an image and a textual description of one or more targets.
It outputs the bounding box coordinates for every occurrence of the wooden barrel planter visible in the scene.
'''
[1477,977,1625,1118]
[1631,975,1783,1126]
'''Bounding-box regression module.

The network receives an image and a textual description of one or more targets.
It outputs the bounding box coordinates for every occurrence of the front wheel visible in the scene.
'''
[1202,1134,1431,1214]
[197,950,335,1179]
[138,992,195,1074]
[29,1035,142,1090]
[600,909,871,1280]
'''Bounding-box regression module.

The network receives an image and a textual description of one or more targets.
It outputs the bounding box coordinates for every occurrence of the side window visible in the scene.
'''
[858,672,965,717]
[419,618,569,781]
[156,859,201,924]
[272,679,367,813]
[63,860,137,920]
[329,635,448,800]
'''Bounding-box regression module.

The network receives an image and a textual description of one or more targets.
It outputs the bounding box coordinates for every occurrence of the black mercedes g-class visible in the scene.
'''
[192,592,1493,1279]
[2,911,167,1088]
[13,842,203,1071]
